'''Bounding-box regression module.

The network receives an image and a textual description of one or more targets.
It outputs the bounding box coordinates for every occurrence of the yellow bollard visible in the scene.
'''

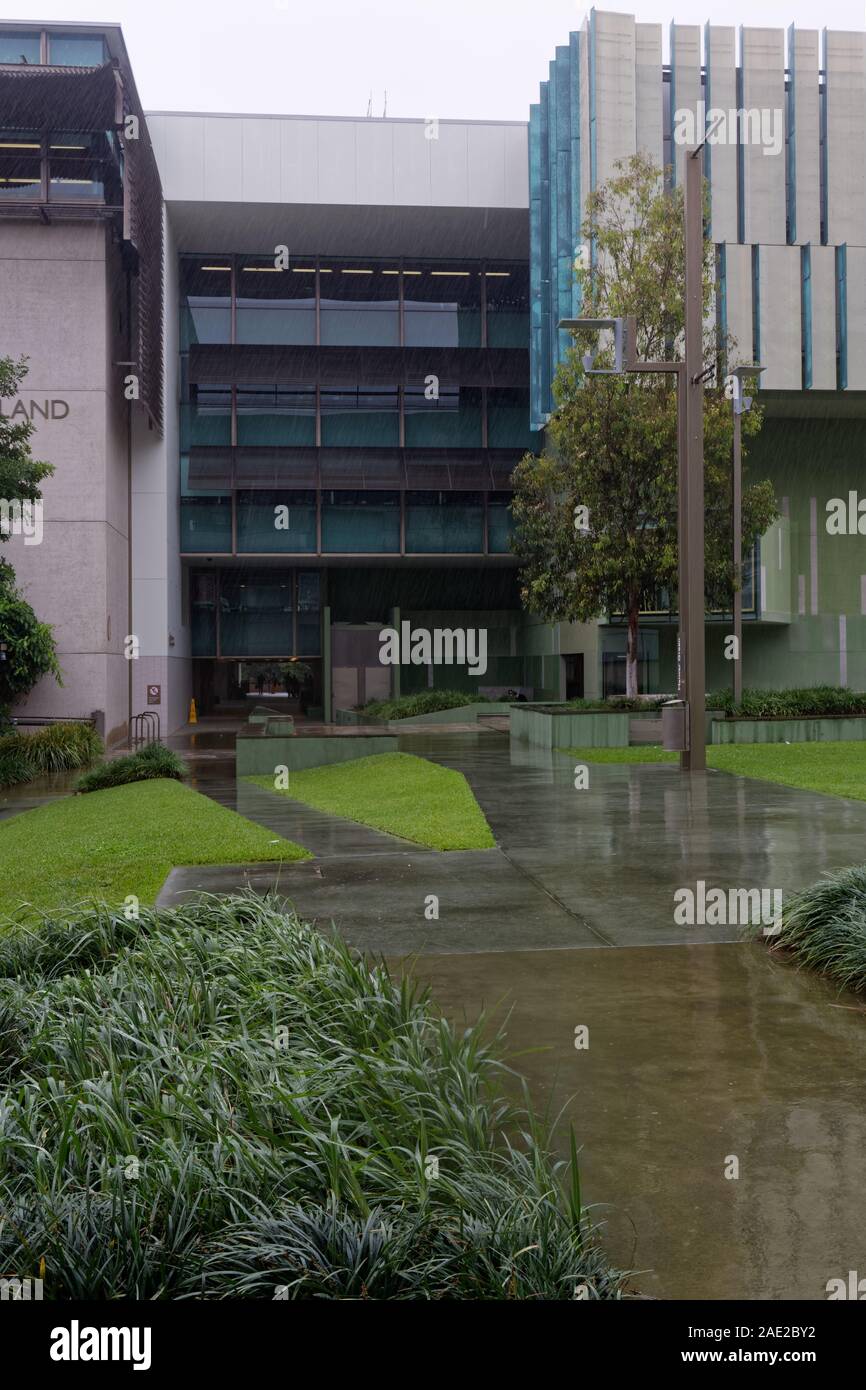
[188,697,197,725]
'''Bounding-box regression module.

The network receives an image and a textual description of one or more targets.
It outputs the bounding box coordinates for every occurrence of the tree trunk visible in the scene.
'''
[626,600,640,698]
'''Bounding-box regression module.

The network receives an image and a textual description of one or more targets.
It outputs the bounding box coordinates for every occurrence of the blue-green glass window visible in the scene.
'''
[487,388,534,449]
[297,571,321,655]
[320,263,400,345]
[237,490,316,553]
[181,496,232,552]
[191,572,218,656]
[405,491,484,553]
[0,131,41,199]
[48,131,120,202]
[488,491,514,553]
[236,384,316,446]
[403,264,482,347]
[485,264,529,348]
[322,490,400,553]
[236,261,316,344]
[320,385,399,447]
[48,33,106,66]
[0,34,40,63]
[404,385,482,447]
[180,259,231,348]
[181,384,232,450]
[220,572,294,657]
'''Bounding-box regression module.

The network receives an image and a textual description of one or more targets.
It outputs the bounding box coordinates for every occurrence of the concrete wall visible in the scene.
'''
[0,221,131,743]
[130,210,191,735]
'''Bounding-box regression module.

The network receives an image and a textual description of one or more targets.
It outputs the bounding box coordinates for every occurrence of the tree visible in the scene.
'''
[511,153,778,697]
[0,357,59,720]
[0,356,53,520]
[0,561,62,722]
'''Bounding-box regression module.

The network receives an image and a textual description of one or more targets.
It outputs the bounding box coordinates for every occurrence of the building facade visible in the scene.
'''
[2,12,866,735]
[532,10,866,695]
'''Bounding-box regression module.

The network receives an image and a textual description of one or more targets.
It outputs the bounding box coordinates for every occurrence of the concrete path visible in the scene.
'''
[165,733,866,954]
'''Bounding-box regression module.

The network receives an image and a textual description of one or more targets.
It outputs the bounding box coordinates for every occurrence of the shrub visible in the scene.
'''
[361,689,490,721]
[0,721,102,789]
[766,864,866,995]
[0,563,61,721]
[76,741,187,794]
[707,685,866,720]
[0,894,624,1300]
[563,696,667,712]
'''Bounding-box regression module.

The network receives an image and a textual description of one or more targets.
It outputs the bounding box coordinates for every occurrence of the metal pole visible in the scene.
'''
[732,405,743,706]
[682,148,706,772]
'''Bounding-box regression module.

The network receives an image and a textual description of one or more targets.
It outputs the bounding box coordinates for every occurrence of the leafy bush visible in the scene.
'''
[0,894,623,1300]
[0,562,61,721]
[76,741,187,793]
[0,721,102,788]
[767,864,866,994]
[361,689,490,721]
[563,696,667,712]
[707,686,866,719]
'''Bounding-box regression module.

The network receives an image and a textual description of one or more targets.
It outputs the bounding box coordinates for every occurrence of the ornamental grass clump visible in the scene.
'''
[76,741,187,793]
[0,721,102,789]
[0,893,623,1300]
[767,864,866,995]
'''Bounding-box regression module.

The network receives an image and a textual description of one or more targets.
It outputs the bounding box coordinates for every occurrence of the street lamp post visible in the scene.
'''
[728,365,764,706]
[559,146,707,772]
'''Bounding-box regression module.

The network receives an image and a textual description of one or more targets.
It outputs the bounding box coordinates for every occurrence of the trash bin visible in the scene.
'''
[662,699,688,752]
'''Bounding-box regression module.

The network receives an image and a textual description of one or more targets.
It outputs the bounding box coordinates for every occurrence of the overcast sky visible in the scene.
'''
[8,1,866,120]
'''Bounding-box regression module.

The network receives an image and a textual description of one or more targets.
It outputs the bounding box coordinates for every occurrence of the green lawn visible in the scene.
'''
[561,740,866,801]
[0,778,310,926]
[249,751,495,850]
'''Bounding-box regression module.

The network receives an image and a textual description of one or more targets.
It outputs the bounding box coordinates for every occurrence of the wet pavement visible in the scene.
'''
[10,721,866,1299]
[407,941,866,1301]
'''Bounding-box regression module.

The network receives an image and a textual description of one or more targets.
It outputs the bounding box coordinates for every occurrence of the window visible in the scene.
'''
[320,385,399,447]
[47,33,106,67]
[297,571,321,655]
[0,131,40,199]
[180,260,231,347]
[48,131,120,202]
[403,263,482,347]
[319,262,400,346]
[485,264,530,348]
[236,490,316,553]
[181,385,232,451]
[322,490,400,553]
[0,33,40,64]
[236,385,316,447]
[180,497,232,553]
[403,384,482,448]
[405,491,484,553]
[220,572,294,657]
[488,491,514,553]
[487,388,533,449]
[236,260,316,345]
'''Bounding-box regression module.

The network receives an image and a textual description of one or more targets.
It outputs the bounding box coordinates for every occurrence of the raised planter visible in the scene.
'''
[510,704,630,749]
[388,701,514,727]
[712,715,866,744]
[237,731,397,775]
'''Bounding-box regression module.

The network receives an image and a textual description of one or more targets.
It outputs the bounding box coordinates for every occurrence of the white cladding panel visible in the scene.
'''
[670,24,701,187]
[740,29,786,245]
[593,10,637,184]
[759,245,801,388]
[705,26,737,243]
[724,242,753,365]
[809,246,837,391]
[824,31,866,247]
[791,29,821,246]
[635,24,663,167]
[846,247,866,389]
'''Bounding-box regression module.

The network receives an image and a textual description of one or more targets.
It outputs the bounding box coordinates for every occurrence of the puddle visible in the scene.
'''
[403,941,866,1300]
